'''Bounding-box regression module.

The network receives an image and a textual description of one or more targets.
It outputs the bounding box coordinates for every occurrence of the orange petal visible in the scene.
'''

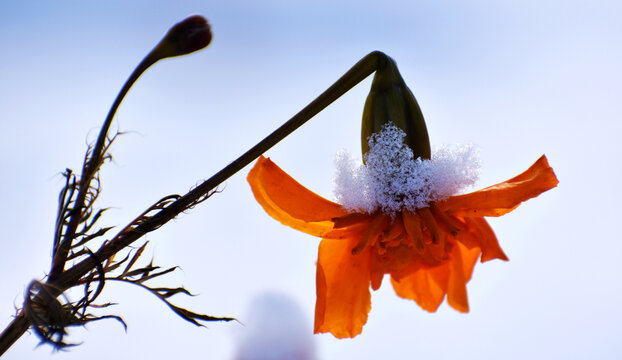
[381,216,405,243]
[468,218,509,262]
[402,210,425,252]
[332,213,375,228]
[370,270,384,291]
[430,203,461,238]
[446,243,469,313]
[427,263,450,304]
[323,222,370,240]
[448,215,480,249]
[248,156,347,237]
[315,238,372,338]
[419,207,442,245]
[439,155,558,217]
[351,214,390,255]
[457,241,481,282]
[391,263,449,312]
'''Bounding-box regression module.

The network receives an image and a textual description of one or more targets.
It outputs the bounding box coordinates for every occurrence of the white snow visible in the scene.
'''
[333,123,480,214]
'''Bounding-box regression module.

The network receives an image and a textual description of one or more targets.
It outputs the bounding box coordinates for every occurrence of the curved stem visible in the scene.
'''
[57,51,390,288]
[1,50,163,359]
[0,50,392,355]
[0,314,28,357]
[49,51,160,279]
[171,50,386,212]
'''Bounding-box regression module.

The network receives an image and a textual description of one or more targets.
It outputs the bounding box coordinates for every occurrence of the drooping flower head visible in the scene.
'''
[248,55,558,338]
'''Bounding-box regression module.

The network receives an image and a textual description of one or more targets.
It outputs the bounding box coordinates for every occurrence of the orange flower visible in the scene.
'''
[248,154,558,338]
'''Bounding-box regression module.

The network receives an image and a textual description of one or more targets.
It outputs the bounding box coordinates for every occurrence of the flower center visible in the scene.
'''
[332,203,475,276]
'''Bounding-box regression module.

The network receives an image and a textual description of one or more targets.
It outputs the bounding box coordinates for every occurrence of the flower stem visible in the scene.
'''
[48,51,160,280]
[57,50,392,285]
[49,14,212,280]
[0,50,392,355]
[0,314,28,357]
[172,50,387,209]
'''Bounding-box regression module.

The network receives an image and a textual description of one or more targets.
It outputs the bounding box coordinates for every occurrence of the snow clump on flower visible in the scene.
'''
[333,123,480,214]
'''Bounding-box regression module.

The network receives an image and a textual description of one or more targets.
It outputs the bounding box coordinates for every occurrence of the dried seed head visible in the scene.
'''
[151,15,212,60]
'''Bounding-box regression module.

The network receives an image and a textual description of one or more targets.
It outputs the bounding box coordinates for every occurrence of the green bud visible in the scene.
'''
[361,54,431,160]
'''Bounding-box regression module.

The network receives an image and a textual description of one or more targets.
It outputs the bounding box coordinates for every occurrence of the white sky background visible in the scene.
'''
[1,1,621,359]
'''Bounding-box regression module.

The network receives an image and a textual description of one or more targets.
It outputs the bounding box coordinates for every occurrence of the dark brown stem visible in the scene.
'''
[0,50,390,356]
[0,314,28,357]
[49,52,160,279]
[56,50,387,288]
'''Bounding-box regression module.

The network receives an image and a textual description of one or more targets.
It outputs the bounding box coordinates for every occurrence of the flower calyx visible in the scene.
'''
[362,53,431,161]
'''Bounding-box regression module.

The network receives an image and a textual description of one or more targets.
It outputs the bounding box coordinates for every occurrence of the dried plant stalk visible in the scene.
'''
[0,13,395,355]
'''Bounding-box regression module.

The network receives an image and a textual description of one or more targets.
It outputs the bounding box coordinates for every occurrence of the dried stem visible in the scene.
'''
[49,52,160,279]
[0,50,392,356]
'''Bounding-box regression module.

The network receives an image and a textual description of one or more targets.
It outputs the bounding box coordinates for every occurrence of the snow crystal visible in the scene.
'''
[333,123,480,214]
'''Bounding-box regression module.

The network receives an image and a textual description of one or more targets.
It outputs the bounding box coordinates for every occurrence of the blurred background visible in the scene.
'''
[1,0,620,359]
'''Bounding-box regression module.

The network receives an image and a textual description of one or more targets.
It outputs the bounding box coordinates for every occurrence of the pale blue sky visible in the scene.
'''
[1,1,621,359]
